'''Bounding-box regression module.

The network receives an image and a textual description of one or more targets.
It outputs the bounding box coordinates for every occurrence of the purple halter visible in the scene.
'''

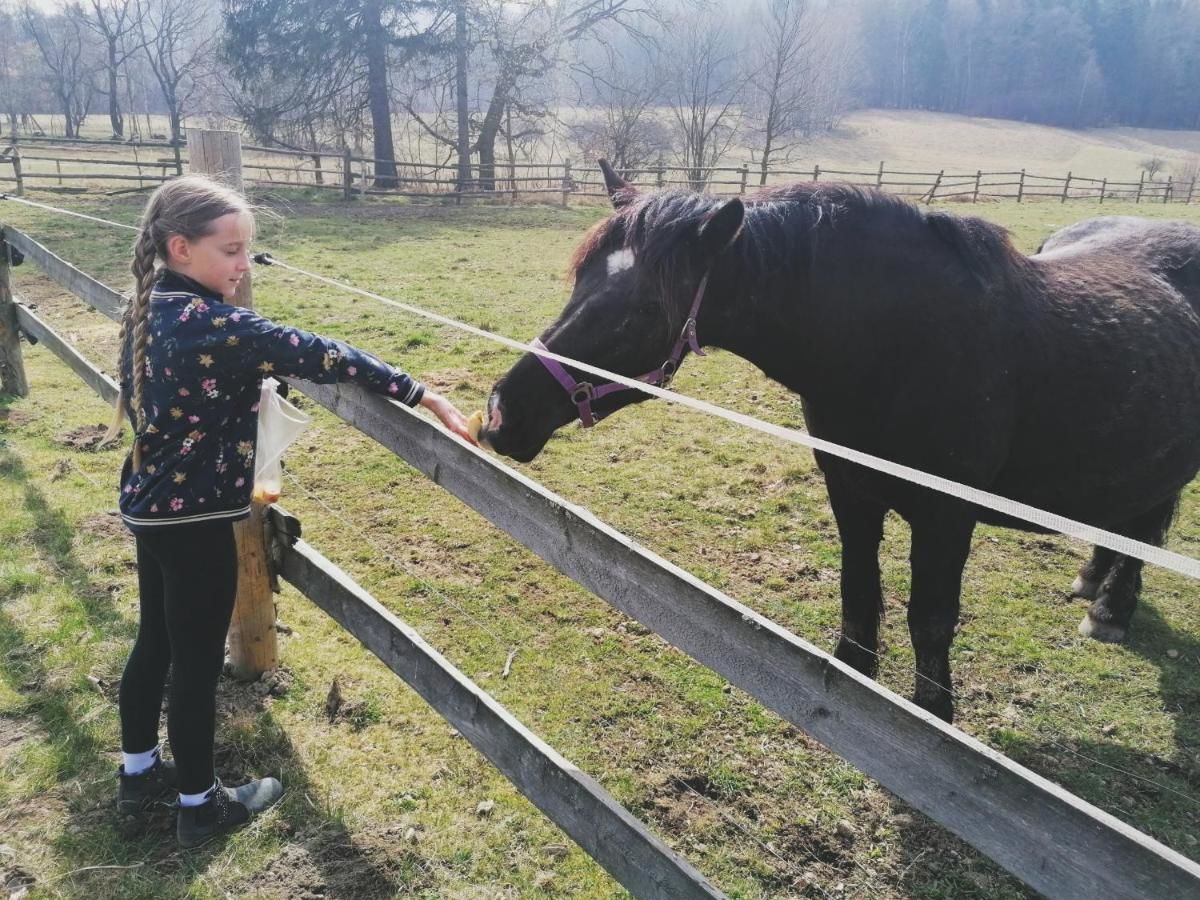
[532,273,709,428]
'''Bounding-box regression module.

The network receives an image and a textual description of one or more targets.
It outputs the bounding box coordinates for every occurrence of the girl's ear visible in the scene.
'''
[165,233,191,265]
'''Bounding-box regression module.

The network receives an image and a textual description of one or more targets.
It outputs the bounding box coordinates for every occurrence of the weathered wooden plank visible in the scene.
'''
[292,379,1200,900]
[3,227,124,322]
[0,241,29,397]
[14,302,119,404]
[269,523,727,900]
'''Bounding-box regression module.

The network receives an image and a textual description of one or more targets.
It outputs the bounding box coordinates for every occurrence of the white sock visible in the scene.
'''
[121,744,160,775]
[179,783,217,808]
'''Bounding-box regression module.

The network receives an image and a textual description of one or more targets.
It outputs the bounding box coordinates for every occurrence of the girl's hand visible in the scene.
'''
[419,391,478,446]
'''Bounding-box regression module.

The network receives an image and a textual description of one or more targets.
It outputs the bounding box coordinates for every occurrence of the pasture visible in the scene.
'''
[1,189,1198,899]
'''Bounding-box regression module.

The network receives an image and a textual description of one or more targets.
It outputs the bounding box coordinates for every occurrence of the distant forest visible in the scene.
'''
[857,0,1200,129]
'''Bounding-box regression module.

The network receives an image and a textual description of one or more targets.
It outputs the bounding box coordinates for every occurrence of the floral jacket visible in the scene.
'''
[118,269,424,533]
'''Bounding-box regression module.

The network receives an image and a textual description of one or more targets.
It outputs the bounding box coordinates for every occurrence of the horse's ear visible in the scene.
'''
[698,198,745,256]
[598,159,637,209]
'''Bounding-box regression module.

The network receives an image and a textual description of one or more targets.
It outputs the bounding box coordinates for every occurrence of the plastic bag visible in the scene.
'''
[253,378,311,503]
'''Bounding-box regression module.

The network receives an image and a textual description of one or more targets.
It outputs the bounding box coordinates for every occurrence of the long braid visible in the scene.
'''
[127,230,158,470]
[99,224,159,468]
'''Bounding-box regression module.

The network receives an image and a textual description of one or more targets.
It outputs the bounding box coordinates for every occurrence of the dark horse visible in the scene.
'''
[481,161,1200,721]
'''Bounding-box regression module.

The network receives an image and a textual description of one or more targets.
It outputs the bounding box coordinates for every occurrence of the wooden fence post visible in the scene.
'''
[1136,171,1144,204]
[926,169,943,204]
[877,160,885,189]
[342,147,352,201]
[12,149,22,197]
[186,127,278,680]
[1164,175,1173,203]
[0,239,29,398]
[1017,168,1025,203]
[812,164,820,182]
[973,170,982,203]
[561,159,572,208]
[739,164,749,195]
[1188,177,1196,205]
[1061,171,1071,203]
[655,157,664,189]
[1099,178,1107,204]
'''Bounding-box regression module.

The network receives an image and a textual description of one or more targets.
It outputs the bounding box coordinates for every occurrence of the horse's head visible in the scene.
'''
[481,161,744,462]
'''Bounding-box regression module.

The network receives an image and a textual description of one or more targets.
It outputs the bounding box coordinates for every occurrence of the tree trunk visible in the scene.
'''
[61,91,77,137]
[107,38,123,137]
[362,0,398,189]
[474,73,511,192]
[455,0,471,193]
[167,96,181,144]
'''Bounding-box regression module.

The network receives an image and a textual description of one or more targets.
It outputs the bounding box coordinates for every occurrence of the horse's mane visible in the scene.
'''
[570,182,1030,294]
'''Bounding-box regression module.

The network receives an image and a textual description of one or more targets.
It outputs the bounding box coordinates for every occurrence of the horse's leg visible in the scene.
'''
[907,507,976,723]
[1079,497,1177,643]
[826,468,888,678]
[1071,546,1117,601]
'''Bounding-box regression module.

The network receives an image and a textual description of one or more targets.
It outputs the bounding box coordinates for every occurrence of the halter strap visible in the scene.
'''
[533,273,709,428]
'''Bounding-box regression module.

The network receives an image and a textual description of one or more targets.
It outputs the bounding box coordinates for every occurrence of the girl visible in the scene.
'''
[103,175,475,848]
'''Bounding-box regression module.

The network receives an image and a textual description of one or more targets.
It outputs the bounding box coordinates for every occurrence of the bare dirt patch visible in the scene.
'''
[55,425,110,452]
[0,410,34,427]
[232,825,430,899]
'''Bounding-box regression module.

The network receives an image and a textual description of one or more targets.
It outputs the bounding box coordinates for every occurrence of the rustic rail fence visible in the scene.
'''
[3,133,1195,205]
[3,213,1200,896]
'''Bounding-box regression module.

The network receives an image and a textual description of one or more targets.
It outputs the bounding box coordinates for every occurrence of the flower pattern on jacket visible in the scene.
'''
[118,269,424,532]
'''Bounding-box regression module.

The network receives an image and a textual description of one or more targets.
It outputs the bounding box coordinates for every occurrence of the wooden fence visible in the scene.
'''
[3,214,1200,898]
[2,133,1195,205]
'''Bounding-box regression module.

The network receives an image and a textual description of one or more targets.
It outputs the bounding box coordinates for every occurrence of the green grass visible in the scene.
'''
[0,188,1198,898]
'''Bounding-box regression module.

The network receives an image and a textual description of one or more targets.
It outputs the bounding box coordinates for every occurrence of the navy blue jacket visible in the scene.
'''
[118,269,424,533]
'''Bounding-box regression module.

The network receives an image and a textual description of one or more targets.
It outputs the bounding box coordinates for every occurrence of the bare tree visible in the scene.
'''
[664,9,743,190]
[569,57,669,174]
[745,0,813,185]
[70,0,143,137]
[19,3,97,137]
[136,0,216,142]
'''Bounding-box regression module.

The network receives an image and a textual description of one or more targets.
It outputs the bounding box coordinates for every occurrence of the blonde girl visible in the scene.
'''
[106,175,473,847]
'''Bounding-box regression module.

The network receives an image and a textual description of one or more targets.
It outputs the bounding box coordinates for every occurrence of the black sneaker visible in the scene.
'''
[176,777,284,849]
[116,757,178,814]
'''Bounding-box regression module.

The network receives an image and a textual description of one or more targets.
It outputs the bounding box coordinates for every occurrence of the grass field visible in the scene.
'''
[0,186,1198,899]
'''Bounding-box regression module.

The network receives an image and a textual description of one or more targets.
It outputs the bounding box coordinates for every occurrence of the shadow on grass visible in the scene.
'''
[0,438,434,898]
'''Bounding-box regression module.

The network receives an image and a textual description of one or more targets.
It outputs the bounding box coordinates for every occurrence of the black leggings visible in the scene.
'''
[118,519,238,794]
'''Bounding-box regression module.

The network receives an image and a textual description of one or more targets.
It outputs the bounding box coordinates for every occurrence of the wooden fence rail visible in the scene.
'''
[7,136,1197,206]
[4,220,1200,899]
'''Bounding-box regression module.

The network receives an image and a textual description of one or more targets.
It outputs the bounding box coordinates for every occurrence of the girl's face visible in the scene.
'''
[165,211,254,301]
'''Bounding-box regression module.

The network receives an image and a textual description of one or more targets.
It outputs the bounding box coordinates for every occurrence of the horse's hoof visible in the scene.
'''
[1071,575,1100,600]
[1078,613,1127,643]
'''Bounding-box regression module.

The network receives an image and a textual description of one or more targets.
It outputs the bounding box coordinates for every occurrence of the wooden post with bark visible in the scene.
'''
[0,239,29,398]
[342,147,353,201]
[1061,171,1071,203]
[1017,169,1025,203]
[186,127,278,680]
